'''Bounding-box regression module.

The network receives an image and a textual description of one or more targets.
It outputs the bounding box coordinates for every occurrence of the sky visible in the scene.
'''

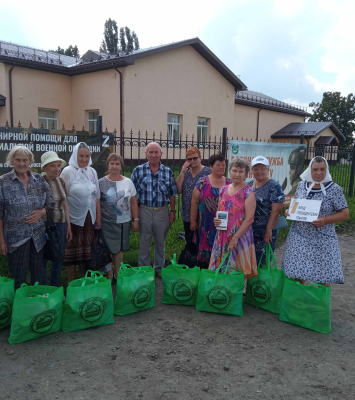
[1,0,354,111]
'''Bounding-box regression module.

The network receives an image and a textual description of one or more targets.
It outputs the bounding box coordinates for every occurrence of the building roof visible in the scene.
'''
[0,38,247,90]
[271,121,345,141]
[235,90,311,117]
[314,136,338,146]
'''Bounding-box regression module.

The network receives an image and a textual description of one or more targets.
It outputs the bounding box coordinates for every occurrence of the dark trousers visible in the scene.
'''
[44,222,67,287]
[183,221,197,252]
[7,238,46,290]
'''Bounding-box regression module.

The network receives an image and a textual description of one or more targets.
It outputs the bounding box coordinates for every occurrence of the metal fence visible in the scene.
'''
[114,131,355,201]
[305,144,355,197]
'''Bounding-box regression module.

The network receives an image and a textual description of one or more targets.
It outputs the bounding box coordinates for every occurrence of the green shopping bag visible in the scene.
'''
[279,277,331,334]
[161,254,200,306]
[196,252,244,316]
[0,276,15,330]
[114,264,155,316]
[246,243,285,314]
[61,270,114,332]
[8,282,64,344]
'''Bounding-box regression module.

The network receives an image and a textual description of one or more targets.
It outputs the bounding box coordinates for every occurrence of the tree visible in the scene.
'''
[101,20,140,54]
[119,27,126,53]
[309,92,355,146]
[65,45,80,57]
[132,31,140,51]
[125,27,134,53]
[102,18,118,54]
[99,40,107,53]
[49,45,80,57]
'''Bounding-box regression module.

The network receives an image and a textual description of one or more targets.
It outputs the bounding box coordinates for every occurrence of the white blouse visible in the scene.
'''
[60,166,99,227]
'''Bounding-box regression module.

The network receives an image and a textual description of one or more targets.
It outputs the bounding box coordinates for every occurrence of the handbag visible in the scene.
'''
[196,252,244,316]
[246,243,285,314]
[90,230,112,272]
[61,270,114,332]
[279,277,331,334]
[177,230,199,268]
[161,254,201,306]
[43,206,64,262]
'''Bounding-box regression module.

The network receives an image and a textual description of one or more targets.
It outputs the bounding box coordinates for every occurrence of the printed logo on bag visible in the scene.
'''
[172,279,195,302]
[79,297,106,324]
[0,299,12,325]
[206,286,232,310]
[132,285,152,309]
[29,310,57,335]
[250,281,271,304]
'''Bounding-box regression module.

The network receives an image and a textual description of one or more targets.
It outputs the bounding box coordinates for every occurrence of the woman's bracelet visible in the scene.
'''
[133,218,139,221]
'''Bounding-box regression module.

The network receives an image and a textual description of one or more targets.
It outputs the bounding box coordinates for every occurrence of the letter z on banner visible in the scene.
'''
[229,141,306,205]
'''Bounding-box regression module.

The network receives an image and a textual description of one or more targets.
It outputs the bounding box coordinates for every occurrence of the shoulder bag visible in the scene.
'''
[43,206,64,262]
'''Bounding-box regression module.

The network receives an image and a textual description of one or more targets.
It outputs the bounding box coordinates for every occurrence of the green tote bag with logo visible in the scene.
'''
[61,270,114,332]
[114,264,155,316]
[279,277,331,334]
[246,243,285,314]
[196,252,244,316]
[161,254,200,306]
[8,282,63,344]
[0,276,15,330]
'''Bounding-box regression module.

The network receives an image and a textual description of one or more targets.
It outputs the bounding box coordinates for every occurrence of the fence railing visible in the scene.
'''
[114,132,355,204]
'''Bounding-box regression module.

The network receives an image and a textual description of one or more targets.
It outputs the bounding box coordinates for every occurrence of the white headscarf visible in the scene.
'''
[69,142,93,182]
[300,156,332,196]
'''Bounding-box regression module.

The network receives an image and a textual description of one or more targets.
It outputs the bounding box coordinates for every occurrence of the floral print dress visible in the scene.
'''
[195,176,232,265]
[209,185,258,279]
[282,181,348,284]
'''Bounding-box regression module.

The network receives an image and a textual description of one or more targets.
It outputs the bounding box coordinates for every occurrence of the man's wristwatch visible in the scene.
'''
[170,210,176,213]
[133,218,139,221]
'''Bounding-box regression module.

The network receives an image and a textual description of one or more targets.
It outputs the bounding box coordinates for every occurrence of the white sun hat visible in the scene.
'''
[41,151,67,169]
[251,156,269,167]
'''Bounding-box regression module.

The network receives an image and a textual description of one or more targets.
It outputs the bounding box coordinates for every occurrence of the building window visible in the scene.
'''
[167,114,181,141]
[38,109,57,129]
[197,117,209,142]
[88,110,100,132]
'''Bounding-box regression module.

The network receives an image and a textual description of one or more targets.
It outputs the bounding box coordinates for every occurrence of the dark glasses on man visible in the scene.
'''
[186,157,199,161]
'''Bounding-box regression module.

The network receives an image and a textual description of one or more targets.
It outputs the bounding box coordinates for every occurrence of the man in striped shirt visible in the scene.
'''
[131,142,177,278]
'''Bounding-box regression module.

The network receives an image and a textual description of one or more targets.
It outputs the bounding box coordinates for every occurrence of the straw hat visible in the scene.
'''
[41,151,66,169]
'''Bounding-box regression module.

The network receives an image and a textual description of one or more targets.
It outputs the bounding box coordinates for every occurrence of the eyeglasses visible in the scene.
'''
[186,157,199,161]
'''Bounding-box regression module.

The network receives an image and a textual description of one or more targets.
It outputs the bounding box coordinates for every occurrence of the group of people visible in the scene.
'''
[0,141,349,292]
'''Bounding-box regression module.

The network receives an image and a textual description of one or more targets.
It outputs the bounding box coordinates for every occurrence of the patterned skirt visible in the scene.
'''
[63,212,95,265]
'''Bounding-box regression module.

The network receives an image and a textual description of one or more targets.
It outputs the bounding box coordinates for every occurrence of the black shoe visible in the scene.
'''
[155,271,162,279]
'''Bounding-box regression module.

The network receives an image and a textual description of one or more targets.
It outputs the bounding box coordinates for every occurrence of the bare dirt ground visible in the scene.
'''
[0,234,354,400]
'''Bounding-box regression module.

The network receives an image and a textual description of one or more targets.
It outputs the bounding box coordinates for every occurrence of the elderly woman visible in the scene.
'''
[211,158,257,278]
[176,146,211,246]
[41,151,72,286]
[190,154,232,269]
[0,145,55,289]
[248,156,285,265]
[99,153,139,280]
[60,142,101,283]
[282,156,349,285]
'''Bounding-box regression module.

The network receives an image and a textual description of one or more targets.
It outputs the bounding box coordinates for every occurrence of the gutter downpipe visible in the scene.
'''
[9,64,15,127]
[256,108,262,141]
[113,65,123,156]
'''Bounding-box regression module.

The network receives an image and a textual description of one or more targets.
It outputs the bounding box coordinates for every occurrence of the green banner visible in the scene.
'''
[0,127,115,178]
